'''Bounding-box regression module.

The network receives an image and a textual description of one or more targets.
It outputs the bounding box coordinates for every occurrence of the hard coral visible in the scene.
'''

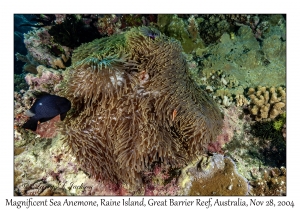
[179,154,249,196]
[157,15,205,53]
[60,26,223,188]
[23,28,71,69]
[250,166,286,196]
[25,65,63,93]
[248,86,286,121]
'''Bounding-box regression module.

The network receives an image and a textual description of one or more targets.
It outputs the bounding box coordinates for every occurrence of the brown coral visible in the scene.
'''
[248,86,286,121]
[250,166,286,196]
[178,154,249,196]
[60,27,223,188]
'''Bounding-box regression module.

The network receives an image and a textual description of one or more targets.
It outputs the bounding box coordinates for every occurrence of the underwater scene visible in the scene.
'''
[14,14,286,196]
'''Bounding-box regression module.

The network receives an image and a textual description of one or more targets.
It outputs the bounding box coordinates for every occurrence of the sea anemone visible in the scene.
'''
[60,27,223,188]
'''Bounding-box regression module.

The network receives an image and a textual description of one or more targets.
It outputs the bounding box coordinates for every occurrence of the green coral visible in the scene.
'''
[157,14,205,53]
[273,112,286,131]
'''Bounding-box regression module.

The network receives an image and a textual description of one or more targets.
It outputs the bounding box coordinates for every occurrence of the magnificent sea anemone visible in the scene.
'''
[60,26,223,188]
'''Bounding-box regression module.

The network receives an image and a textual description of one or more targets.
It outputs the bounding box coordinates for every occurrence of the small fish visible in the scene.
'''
[22,93,71,131]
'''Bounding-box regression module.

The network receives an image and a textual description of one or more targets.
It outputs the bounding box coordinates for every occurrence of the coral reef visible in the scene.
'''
[196,15,232,45]
[235,94,249,107]
[198,25,286,88]
[13,14,287,196]
[142,164,181,196]
[250,120,286,167]
[14,15,36,74]
[273,112,286,131]
[208,106,243,153]
[35,115,61,139]
[93,14,122,36]
[15,53,40,74]
[178,154,249,195]
[14,74,29,92]
[186,57,245,108]
[282,123,286,141]
[248,86,286,121]
[120,14,157,29]
[249,166,286,196]
[21,28,71,70]
[14,121,182,196]
[48,15,101,48]
[14,134,90,196]
[157,14,284,47]
[24,65,64,93]
[157,15,205,53]
[60,26,223,188]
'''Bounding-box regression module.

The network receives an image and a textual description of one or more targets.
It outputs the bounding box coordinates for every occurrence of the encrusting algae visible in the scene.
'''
[60,26,223,188]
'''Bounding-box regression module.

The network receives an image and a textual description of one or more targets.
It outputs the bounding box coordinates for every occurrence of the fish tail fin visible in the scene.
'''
[60,112,68,121]
[22,118,38,131]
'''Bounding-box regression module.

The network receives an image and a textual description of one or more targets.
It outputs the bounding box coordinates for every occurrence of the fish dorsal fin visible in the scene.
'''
[32,91,51,99]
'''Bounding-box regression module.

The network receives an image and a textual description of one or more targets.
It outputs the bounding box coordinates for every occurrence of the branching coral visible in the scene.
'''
[60,26,223,188]
[248,86,286,121]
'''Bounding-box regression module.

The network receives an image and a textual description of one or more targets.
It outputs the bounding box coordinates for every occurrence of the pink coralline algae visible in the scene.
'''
[14,90,35,129]
[25,65,63,93]
[35,115,60,138]
[81,179,131,196]
[142,165,180,196]
[208,106,242,153]
[24,28,71,69]
[80,164,180,196]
